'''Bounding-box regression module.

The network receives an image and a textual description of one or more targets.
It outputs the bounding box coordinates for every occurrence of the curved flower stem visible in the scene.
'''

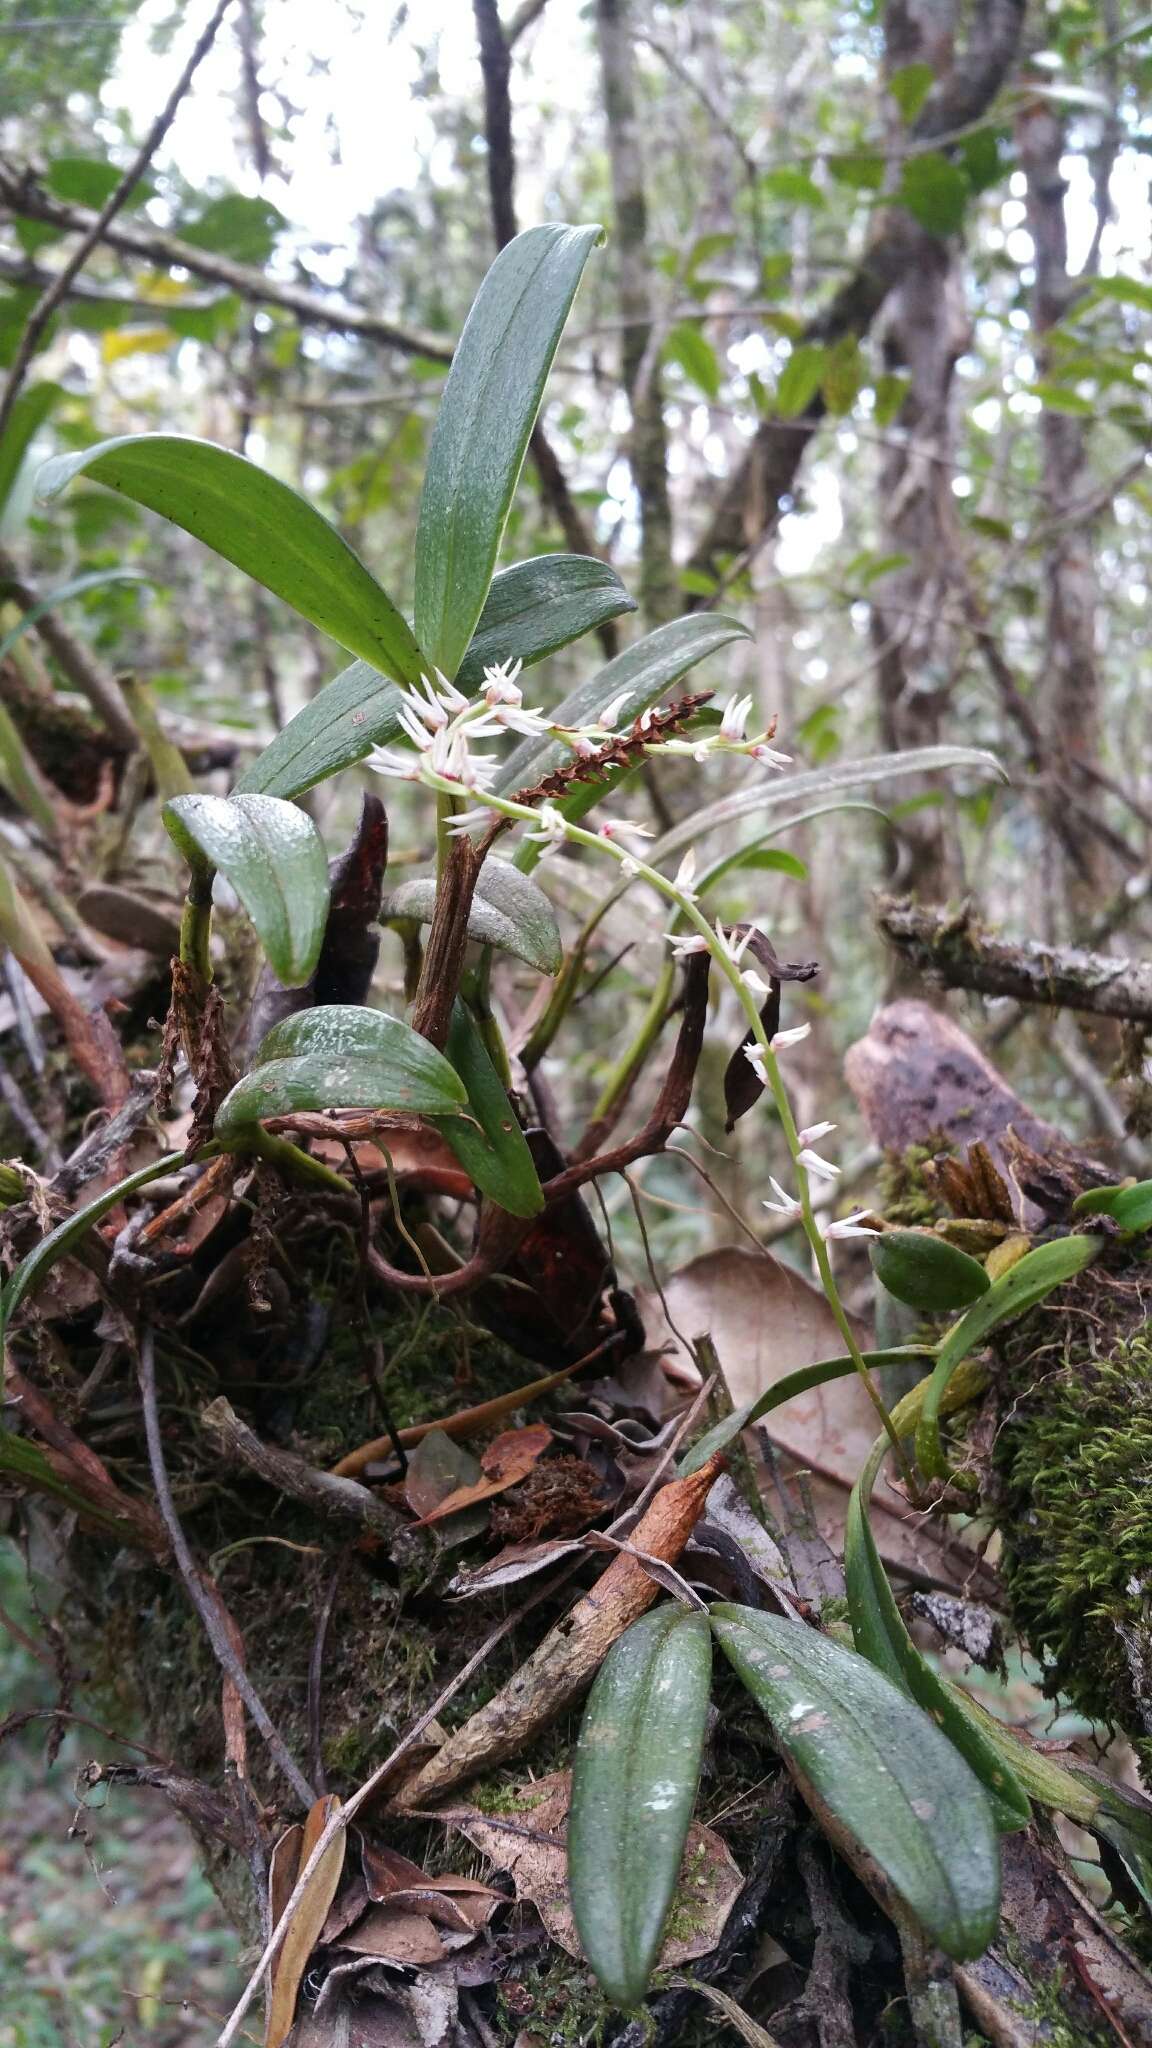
[436,775,911,1484]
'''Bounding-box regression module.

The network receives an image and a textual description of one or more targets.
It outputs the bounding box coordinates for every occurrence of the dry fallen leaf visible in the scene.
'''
[640,1245,990,1592]
[336,1907,446,1966]
[265,1793,346,2048]
[408,1424,553,1528]
[452,1770,742,1972]
[360,1843,501,1934]
[447,1537,586,1599]
[400,1430,488,1546]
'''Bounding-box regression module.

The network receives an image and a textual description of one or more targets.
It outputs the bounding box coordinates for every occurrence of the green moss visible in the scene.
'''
[993,1297,1152,1774]
[497,1951,614,2044]
[878,1141,947,1228]
[660,1840,714,1946]
[999,1935,1113,2047]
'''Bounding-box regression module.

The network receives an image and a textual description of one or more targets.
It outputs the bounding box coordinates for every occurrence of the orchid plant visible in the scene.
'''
[9,218,1135,2020]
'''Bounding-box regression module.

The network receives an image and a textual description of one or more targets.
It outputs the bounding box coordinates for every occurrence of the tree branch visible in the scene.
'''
[595,0,677,623]
[471,0,612,597]
[683,0,1027,596]
[0,545,137,745]
[877,896,1152,1024]
[0,0,235,445]
[136,1328,316,1810]
[0,161,454,362]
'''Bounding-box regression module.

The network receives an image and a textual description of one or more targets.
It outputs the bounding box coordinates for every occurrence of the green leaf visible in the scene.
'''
[1073,1179,1152,1231]
[0,1153,185,1357]
[869,1231,990,1314]
[898,152,970,236]
[844,1392,1030,1834]
[733,848,808,880]
[179,193,285,265]
[37,436,424,684]
[889,61,935,123]
[827,151,885,192]
[761,167,825,208]
[496,613,752,807]
[383,860,562,975]
[0,380,61,521]
[872,372,910,427]
[414,222,601,678]
[216,1005,465,1139]
[1028,382,1094,416]
[916,1235,1100,1480]
[47,155,152,209]
[437,998,545,1217]
[678,1349,925,1476]
[663,321,722,401]
[776,344,828,418]
[455,553,636,688]
[236,661,405,801]
[711,1604,1001,1959]
[643,744,1005,871]
[1090,274,1152,314]
[960,129,1004,195]
[163,793,330,988]
[569,1607,712,2009]
[821,337,862,417]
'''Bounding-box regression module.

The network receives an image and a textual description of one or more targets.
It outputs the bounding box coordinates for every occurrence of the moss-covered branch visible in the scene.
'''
[878,896,1152,1024]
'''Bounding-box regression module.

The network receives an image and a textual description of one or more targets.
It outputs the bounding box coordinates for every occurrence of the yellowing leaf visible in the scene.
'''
[100,326,176,364]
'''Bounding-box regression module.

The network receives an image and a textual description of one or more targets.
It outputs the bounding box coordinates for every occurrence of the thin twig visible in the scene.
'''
[0,0,235,444]
[307,1558,347,1796]
[136,1329,315,1810]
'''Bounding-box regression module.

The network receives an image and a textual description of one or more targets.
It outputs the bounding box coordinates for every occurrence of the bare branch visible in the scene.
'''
[0,0,236,445]
[683,0,1027,595]
[0,545,137,746]
[877,897,1152,1025]
[0,162,454,362]
[505,0,550,46]
[595,0,676,623]
[471,0,612,594]
[136,1328,316,1810]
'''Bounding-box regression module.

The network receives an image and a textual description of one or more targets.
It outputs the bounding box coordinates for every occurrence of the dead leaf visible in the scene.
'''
[408,1425,553,1529]
[454,1771,742,1972]
[266,1794,347,2048]
[399,1430,488,1546]
[692,1472,797,1605]
[336,1908,446,1965]
[640,1246,990,1592]
[360,1843,501,1934]
[448,1538,586,1599]
[268,1823,304,1934]
[844,999,1093,1229]
[297,1959,458,2047]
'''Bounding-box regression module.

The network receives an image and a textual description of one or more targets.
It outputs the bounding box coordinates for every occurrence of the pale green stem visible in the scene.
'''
[434,790,455,882]
[432,775,908,1478]
[232,1127,355,1197]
